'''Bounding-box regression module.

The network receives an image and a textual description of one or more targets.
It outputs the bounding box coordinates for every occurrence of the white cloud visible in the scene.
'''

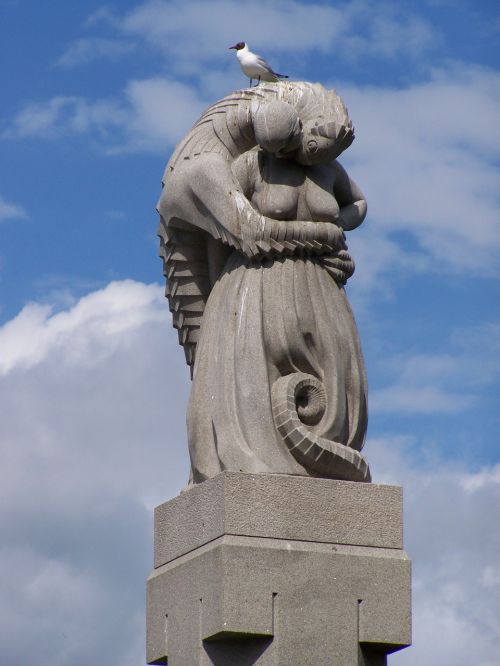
[0,281,498,665]
[5,96,71,138]
[369,323,500,414]
[117,0,436,73]
[0,280,191,664]
[0,280,165,374]
[371,384,475,414]
[461,464,500,492]
[0,194,27,221]
[55,37,135,68]
[1,95,129,140]
[117,77,209,152]
[341,65,500,281]
[2,79,208,152]
[84,6,118,28]
[368,437,500,666]
[365,8,435,59]
[346,226,432,302]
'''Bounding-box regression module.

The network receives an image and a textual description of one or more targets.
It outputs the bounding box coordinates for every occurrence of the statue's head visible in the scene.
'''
[252,82,354,165]
[294,116,354,165]
[252,101,302,157]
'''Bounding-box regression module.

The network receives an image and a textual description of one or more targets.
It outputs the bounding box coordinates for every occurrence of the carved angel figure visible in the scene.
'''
[158,82,371,484]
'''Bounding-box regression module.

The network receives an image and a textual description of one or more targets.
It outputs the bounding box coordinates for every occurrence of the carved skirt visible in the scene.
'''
[187,252,368,483]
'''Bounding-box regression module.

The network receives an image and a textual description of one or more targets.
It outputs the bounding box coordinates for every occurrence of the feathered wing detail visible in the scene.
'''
[256,56,270,68]
[158,88,271,372]
[158,218,211,374]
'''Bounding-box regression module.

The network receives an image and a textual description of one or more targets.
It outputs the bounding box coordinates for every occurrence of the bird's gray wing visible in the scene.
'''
[256,55,273,71]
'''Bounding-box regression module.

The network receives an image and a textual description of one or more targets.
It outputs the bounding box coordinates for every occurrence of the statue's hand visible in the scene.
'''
[300,220,347,255]
[247,217,347,261]
[337,200,367,231]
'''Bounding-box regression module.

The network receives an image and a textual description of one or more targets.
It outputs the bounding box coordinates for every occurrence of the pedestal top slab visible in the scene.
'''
[154,472,403,568]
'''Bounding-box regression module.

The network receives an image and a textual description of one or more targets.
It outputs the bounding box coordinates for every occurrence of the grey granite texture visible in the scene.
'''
[158,82,371,484]
[147,473,411,665]
[154,472,403,568]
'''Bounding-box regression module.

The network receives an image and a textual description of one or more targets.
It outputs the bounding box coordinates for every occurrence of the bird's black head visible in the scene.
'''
[229,42,245,50]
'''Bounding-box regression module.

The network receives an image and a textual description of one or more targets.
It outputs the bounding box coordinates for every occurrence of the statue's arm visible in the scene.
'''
[231,151,256,200]
[332,161,367,231]
[162,154,347,259]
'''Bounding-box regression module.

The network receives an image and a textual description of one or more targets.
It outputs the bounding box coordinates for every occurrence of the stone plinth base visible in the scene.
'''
[147,472,411,665]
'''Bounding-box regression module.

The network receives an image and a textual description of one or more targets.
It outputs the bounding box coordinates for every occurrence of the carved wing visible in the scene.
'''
[158,222,211,373]
[158,89,267,373]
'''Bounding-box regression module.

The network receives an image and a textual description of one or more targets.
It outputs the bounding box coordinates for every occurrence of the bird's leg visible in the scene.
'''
[249,78,252,87]
[258,76,261,85]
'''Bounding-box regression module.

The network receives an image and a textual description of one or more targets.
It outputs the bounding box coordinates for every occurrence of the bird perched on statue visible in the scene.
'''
[229,42,288,87]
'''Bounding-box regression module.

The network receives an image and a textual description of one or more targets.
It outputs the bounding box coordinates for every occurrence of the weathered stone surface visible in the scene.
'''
[158,82,371,483]
[154,472,403,568]
[147,473,411,665]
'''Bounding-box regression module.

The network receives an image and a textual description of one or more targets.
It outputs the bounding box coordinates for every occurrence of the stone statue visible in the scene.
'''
[158,82,371,484]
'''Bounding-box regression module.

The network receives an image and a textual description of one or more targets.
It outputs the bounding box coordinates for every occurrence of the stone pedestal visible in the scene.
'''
[147,472,411,665]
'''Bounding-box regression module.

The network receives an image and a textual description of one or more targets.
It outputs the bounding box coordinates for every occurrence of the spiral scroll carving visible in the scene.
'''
[271,373,371,482]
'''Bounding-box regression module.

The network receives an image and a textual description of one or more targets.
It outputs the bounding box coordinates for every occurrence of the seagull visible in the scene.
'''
[229,42,288,87]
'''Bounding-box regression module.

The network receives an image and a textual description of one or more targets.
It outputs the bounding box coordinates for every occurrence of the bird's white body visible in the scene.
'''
[235,43,282,83]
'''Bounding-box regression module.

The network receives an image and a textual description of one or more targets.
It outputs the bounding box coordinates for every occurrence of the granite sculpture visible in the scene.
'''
[158,82,371,484]
[150,83,412,665]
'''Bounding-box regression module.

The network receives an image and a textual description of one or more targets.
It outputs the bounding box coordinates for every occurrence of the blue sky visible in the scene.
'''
[1,1,499,664]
